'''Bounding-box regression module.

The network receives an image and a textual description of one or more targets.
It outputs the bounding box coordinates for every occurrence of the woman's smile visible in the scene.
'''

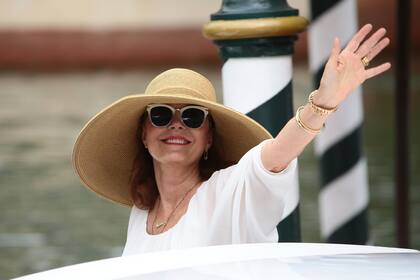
[160,135,191,145]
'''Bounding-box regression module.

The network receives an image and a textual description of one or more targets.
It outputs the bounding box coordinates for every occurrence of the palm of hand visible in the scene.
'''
[317,24,391,107]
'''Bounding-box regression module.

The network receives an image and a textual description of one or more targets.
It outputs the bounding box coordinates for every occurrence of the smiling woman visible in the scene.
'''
[131,103,230,212]
[72,26,391,255]
[73,68,296,254]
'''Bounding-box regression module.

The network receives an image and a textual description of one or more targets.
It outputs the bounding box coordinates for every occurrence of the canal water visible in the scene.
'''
[0,65,418,279]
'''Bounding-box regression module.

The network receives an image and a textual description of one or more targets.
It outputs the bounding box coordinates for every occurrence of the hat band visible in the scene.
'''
[149,87,216,102]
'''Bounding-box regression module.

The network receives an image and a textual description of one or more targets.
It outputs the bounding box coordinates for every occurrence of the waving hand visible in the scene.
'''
[315,24,391,108]
[262,24,391,173]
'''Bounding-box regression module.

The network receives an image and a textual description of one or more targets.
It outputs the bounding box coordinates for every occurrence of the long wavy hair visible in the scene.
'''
[129,112,231,210]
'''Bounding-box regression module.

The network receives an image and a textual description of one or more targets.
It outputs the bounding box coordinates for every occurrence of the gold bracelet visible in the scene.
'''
[295,106,322,135]
[308,90,338,116]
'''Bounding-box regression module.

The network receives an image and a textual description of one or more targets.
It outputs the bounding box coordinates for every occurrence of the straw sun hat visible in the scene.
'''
[72,68,272,206]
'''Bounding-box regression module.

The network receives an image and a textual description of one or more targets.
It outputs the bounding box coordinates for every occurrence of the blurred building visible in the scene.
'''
[0,0,416,71]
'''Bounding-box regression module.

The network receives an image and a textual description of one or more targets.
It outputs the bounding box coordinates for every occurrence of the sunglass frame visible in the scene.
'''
[146,104,209,129]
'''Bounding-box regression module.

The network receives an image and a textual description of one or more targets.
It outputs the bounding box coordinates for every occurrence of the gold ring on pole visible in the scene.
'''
[202,16,308,40]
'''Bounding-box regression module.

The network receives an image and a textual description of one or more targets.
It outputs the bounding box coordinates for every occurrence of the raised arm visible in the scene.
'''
[261,24,391,172]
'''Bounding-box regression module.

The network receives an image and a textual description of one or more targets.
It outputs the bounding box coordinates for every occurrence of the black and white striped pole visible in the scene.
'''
[308,0,369,244]
[203,0,307,241]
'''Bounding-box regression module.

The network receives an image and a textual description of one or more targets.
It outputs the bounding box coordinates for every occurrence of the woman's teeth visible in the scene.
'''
[163,138,189,144]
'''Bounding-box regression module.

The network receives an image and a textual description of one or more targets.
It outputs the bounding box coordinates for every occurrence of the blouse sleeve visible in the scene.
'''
[210,139,298,244]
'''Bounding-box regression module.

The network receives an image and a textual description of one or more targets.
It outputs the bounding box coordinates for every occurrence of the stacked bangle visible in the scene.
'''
[295,106,322,135]
[308,90,338,116]
[294,90,339,135]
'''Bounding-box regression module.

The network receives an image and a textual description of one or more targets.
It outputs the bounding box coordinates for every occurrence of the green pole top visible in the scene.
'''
[211,0,298,20]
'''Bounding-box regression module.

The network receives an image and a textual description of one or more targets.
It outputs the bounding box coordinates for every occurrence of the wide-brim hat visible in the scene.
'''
[72,68,272,206]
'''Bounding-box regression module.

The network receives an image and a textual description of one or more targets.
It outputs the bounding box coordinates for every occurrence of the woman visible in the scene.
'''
[72,24,390,255]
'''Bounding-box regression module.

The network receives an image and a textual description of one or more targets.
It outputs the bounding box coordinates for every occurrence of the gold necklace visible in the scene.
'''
[152,182,199,234]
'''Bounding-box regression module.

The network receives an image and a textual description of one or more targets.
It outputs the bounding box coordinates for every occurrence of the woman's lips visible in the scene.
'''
[160,136,191,145]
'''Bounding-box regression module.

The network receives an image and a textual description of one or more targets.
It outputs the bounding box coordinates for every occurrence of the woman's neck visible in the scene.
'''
[153,161,201,210]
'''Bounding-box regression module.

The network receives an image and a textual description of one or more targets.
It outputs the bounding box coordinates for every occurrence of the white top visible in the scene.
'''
[122,140,298,256]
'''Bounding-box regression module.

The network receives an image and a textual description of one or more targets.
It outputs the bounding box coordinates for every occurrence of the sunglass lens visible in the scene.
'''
[182,108,205,128]
[150,106,173,126]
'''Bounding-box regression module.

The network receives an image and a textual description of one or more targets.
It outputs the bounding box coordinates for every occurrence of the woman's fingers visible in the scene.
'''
[365,62,391,79]
[355,28,387,57]
[344,24,373,53]
[364,37,390,61]
[326,37,341,67]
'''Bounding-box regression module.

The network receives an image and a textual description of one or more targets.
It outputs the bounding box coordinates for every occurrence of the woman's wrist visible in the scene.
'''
[296,103,328,133]
[293,89,340,136]
[311,89,339,109]
[308,90,338,116]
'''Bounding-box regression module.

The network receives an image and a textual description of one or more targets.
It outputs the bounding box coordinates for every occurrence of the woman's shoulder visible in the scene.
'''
[125,206,148,234]
[202,141,266,187]
[194,164,235,200]
[205,161,240,187]
[196,140,278,198]
[129,205,148,222]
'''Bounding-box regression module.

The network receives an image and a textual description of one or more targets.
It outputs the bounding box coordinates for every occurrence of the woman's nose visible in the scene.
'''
[168,112,185,129]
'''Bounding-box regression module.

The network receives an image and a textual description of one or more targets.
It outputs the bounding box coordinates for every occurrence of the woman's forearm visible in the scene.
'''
[261,100,329,172]
[261,24,390,173]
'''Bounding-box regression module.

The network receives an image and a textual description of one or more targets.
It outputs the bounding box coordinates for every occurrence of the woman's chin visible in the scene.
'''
[155,153,200,166]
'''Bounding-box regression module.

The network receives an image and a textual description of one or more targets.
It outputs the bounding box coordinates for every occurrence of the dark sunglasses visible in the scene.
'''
[146,104,209,129]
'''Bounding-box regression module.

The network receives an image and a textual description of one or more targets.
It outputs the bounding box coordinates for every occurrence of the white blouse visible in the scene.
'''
[122,140,298,256]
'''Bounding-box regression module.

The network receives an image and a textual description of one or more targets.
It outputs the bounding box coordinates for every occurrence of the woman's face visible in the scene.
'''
[142,104,212,167]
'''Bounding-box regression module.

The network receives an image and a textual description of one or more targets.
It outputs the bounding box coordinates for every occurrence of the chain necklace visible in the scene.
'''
[151,182,199,234]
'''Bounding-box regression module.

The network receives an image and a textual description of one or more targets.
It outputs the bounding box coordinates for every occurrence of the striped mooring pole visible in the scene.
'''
[395,0,411,248]
[308,0,369,244]
[203,0,307,241]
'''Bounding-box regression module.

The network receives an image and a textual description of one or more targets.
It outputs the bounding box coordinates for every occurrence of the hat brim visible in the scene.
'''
[72,94,272,206]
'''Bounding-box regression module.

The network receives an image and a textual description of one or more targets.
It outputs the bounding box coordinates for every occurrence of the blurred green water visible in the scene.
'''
[0,66,418,279]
